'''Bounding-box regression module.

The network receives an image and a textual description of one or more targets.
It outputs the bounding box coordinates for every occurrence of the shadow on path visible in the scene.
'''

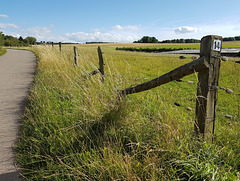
[0,171,20,181]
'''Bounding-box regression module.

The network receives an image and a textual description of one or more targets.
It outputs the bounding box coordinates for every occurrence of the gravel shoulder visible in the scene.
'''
[0,49,36,180]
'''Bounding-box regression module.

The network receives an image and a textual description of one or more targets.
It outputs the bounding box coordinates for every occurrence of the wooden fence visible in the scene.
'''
[60,35,225,142]
[119,35,223,141]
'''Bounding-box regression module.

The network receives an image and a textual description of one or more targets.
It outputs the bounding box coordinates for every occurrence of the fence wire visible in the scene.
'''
[175,67,240,120]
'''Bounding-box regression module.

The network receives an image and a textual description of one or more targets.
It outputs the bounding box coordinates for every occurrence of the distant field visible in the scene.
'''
[80,41,240,49]
[17,43,240,180]
[71,41,240,54]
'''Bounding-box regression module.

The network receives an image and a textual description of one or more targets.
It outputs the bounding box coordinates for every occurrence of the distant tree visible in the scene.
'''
[151,37,158,43]
[0,32,4,46]
[142,36,150,43]
[179,39,185,43]
[19,36,24,42]
[24,37,37,45]
[234,36,240,41]
[223,37,235,41]
[0,33,37,46]
[134,36,159,43]
[18,36,28,46]
[161,40,171,43]
[4,35,20,46]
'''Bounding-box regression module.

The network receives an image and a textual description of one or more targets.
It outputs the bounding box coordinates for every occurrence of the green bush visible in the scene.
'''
[0,32,36,47]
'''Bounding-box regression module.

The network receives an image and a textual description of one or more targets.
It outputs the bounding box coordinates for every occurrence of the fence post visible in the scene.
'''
[195,35,222,141]
[59,42,62,52]
[97,46,104,82]
[74,46,78,66]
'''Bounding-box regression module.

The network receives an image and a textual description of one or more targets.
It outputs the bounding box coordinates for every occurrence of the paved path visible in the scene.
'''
[0,49,36,180]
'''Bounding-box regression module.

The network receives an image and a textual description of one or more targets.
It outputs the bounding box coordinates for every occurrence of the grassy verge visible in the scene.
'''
[0,46,7,56]
[17,44,240,180]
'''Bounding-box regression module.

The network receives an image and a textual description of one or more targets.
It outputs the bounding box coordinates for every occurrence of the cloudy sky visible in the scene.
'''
[1,0,240,43]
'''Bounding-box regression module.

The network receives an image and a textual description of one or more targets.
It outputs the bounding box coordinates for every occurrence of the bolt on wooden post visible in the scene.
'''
[195,35,222,141]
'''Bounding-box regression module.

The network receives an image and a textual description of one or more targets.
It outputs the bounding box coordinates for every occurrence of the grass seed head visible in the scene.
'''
[221,56,229,61]
[225,88,233,94]
[186,107,193,111]
[187,81,195,85]
[225,114,233,119]
[192,56,198,60]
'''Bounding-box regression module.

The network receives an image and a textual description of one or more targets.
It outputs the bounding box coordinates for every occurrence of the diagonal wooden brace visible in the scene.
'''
[120,56,209,95]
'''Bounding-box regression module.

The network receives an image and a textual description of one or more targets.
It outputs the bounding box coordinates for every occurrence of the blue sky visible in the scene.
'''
[1,0,240,43]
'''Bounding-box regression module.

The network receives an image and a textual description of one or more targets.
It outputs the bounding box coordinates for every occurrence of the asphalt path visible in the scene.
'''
[0,49,36,180]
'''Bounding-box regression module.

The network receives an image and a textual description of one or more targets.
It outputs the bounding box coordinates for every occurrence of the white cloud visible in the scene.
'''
[2,24,140,43]
[113,25,139,31]
[0,23,19,29]
[20,26,70,42]
[0,14,8,18]
[169,21,240,40]
[175,26,198,34]
[113,25,123,31]
[66,31,139,43]
[197,23,240,38]
[7,22,240,43]
[23,26,52,39]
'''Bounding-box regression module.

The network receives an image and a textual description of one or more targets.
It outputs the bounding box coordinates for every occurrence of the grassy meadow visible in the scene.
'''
[16,43,240,180]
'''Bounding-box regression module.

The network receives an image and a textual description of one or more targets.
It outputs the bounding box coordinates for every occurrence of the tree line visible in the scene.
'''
[0,32,37,46]
[134,36,200,43]
[160,38,200,43]
[134,35,240,43]
[223,36,240,41]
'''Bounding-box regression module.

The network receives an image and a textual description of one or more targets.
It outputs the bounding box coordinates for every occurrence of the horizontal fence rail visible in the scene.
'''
[120,56,209,95]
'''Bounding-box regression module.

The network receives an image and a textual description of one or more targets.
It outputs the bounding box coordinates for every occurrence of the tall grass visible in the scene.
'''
[17,44,240,180]
[0,46,7,56]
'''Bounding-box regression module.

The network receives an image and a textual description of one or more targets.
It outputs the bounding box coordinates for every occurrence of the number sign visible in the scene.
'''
[212,39,221,52]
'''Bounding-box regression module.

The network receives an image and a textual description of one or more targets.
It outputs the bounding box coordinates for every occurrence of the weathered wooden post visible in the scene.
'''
[59,42,62,52]
[195,35,222,141]
[74,46,78,66]
[97,46,104,82]
[52,42,54,47]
